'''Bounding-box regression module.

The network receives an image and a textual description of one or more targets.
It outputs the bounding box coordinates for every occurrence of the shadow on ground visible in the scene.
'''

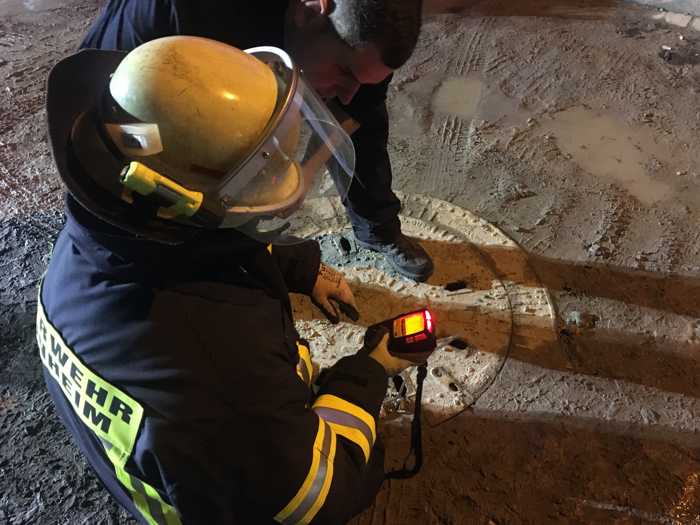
[312,237,700,399]
[482,242,700,399]
[355,409,700,524]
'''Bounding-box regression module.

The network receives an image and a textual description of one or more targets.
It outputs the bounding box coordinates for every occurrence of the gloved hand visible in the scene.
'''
[311,263,360,324]
[365,330,414,377]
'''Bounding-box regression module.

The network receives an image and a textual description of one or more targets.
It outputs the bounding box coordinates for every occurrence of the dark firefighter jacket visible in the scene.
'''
[38,196,389,524]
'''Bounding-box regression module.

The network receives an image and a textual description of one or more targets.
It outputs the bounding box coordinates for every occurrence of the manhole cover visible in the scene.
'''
[290,193,556,425]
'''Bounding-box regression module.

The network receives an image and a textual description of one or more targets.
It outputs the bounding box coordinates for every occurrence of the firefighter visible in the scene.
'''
[39,37,414,524]
[79,0,433,282]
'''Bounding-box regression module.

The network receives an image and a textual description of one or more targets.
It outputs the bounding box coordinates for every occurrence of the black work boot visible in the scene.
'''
[357,234,434,282]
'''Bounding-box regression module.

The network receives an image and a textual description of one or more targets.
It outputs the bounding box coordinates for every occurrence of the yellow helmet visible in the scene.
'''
[107,37,279,186]
[47,36,355,243]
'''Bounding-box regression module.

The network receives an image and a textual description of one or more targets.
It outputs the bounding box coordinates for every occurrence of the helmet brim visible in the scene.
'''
[46,49,206,244]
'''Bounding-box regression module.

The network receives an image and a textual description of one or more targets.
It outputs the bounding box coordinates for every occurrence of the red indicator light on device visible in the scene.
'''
[425,310,433,333]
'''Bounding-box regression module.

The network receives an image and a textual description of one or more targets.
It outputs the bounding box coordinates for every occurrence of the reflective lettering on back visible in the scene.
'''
[86,379,109,407]
[110,396,134,424]
[50,333,70,367]
[36,291,183,525]
[83,400,112,433]
[36,297,144,466]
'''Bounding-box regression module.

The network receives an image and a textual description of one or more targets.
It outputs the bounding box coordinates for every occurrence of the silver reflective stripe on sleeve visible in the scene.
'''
[312,395,376,463]
[313,407,374,460]
[275,418,337,525]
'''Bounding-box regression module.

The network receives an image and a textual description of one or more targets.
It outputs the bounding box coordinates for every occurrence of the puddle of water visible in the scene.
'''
[431,74,526,125]
[432,76,482,120]
[0,0,68,16]
[429,76,674,205]
[407,74,677,205]
[539,108,673,205]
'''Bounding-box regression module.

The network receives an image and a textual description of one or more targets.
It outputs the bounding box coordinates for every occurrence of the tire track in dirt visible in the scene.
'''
[485,51,512,75]
[588,191,633,262]
[597,44,645,106]
[451,17,496,150]
[516,30,562,105]
[457,18,493,75]
[427,17,496,193]
[518,52,555,102]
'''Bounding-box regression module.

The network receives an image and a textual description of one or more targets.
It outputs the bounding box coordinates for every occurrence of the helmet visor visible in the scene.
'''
[217,71,354,224]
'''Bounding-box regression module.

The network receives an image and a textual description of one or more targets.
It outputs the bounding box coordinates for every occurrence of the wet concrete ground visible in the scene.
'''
[1,1,699,524]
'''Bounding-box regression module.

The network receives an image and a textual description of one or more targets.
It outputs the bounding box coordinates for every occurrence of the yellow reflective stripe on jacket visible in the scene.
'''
[312,395,376,463]
[275,417,336,525]
[111,447,181,525]
[36,293,182,525]
[296,342,313,387]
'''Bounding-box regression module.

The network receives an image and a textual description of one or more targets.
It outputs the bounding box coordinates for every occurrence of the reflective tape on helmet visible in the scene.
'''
[312,395,376,463]
[275,418,336,525]
[104,122,164,157]
[36,289,182,525]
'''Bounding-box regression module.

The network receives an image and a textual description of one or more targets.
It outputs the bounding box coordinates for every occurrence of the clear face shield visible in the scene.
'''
[215,47,355,243]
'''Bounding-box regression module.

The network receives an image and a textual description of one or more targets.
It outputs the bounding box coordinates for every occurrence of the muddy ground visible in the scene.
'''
[1,1,700,524]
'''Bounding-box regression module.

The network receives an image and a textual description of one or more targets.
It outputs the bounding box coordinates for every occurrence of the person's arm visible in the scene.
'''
[269,240,322,295]
[189,294,390,524]
[271,242,359,323]
[266,351,390,524]
[80,0,181,51]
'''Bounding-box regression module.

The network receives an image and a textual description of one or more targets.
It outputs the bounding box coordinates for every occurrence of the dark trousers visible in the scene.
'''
[335,89,402,244]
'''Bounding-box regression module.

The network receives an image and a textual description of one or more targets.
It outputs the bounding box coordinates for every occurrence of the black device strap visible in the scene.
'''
[385,363,427,480]
[361,323,428,480]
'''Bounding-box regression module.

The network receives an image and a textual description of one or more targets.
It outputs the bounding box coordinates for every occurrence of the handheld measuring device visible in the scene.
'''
[363,308,437,479]
[366,309,437,364]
